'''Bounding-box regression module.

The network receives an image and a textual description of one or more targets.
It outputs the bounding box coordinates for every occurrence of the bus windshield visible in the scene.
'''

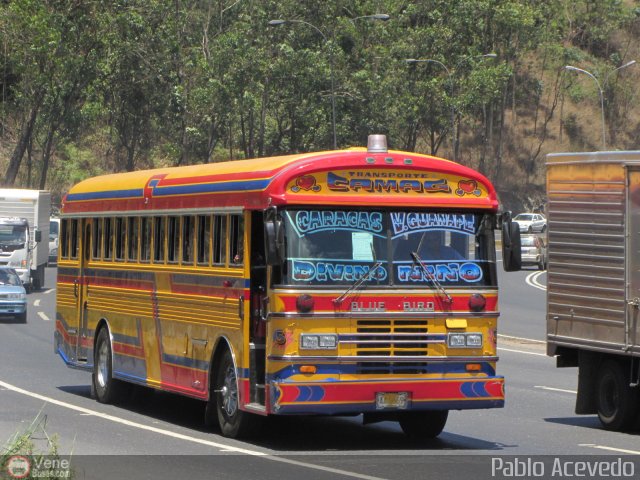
[281,209,496,287]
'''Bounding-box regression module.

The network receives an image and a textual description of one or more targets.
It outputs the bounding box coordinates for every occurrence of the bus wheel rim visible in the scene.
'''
[97,341,109,388]
[222,366,238,417]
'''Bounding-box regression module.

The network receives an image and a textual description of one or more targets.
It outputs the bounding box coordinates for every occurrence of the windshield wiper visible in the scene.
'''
[410,251,453,304]
[332,261,383,306]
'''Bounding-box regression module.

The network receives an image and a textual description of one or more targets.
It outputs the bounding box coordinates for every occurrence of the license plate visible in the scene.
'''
[375,392,409,410]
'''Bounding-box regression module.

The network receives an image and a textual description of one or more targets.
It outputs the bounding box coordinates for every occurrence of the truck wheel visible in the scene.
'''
[596,360,639,431]
[398,410,448,439]
[93,327,129,404]
[32,270,41,291]
[213,349,260,438]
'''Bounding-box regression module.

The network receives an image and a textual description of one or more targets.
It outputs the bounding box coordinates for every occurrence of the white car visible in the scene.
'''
[514,213,546,233]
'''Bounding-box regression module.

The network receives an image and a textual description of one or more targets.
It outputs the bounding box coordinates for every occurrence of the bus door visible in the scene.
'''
[248,212,267,406]
[74,219,92,362]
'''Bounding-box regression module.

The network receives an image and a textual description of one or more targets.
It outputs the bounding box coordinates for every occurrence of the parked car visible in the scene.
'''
[0,267,27,322]
[520,234,547,270]
[514,212,547,233]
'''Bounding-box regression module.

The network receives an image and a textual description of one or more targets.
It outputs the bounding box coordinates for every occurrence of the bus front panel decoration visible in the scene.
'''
[54,134,521,439]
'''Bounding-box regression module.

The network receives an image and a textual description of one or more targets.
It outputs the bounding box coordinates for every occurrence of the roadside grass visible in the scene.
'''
[1,413,73,479]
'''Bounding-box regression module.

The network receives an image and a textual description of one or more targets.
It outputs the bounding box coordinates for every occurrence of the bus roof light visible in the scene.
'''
[367,134,388,153]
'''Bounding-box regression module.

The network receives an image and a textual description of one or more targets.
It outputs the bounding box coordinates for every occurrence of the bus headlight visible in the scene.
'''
[448,333,483,348]
[448,333,466,348]
[300,334,337,350]
[465,333,483,347]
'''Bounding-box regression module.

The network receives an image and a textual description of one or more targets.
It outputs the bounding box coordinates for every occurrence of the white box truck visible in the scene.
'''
[0,189,50,291]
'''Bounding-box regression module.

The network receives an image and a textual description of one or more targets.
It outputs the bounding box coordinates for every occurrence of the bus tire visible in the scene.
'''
[214,349,259,438]
[596,360,639,431]
[93,327,128,404]
[398,410,448,439]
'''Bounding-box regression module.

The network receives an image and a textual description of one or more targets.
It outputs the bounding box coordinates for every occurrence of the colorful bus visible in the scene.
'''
[54,135,521,438]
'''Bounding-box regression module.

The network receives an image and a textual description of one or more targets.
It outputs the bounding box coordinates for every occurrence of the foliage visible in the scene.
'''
[0,0,638,211]
[1,413,73,479]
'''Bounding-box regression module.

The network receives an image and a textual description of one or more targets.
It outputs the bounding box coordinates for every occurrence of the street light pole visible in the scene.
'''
[603,60,636,88]
[406,53,497,160]
[564,66,606,150]
[405,59,454,156]
[269,15,389,150]
[564,61,636,150]
[268,19,337,149]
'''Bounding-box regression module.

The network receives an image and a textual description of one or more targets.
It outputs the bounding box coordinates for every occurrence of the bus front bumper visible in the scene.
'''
[269,376,504,415]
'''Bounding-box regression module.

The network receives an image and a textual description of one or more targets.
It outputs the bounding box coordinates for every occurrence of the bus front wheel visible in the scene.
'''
[398,410,448,439]
[214,349,259,438]
[93,327,129,404]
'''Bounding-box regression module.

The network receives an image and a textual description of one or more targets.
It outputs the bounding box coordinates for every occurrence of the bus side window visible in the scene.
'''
[167,216,179,264]
[104,217,114,261]
[127,217,139,262]
[153,217,165,264]
[182,216,194,266]
[70,219,79,260]
[140,217,151,263]
[115,217,126,261]
[213,214,227,266]
[60,219,69,260]
[92,218,102,260]
[197,215,211,265]
[230,214,244,266]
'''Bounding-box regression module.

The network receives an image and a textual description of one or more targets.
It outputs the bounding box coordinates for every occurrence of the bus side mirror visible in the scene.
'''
[501,212,522,272]
[264,213,284,266]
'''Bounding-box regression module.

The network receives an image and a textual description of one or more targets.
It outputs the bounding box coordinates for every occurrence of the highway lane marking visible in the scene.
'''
[498,347,547,357]
[534,386,576,394]
[498,334,545,344]
[525,271,546,291]
[37,312,50,321]
[43,289,55,295]
[0,379,387,480]
[34,299,41,307]
[579,444,640,455]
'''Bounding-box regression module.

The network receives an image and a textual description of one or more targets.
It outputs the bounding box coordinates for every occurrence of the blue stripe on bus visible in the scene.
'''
[162,353,209,372]
[66,178,272,203]
[66,189,145,201]
[151,179,271,196]
[268,362,496,381]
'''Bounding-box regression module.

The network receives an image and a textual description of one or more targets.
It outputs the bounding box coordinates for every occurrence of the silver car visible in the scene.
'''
[514,213,547,233]
[0,267,27,322]
[520,234,547,270]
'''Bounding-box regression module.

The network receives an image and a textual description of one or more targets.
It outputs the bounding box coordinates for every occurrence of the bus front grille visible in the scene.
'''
[348,319,434,373]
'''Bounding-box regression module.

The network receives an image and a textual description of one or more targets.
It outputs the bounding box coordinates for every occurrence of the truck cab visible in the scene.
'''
[0,218,31,286]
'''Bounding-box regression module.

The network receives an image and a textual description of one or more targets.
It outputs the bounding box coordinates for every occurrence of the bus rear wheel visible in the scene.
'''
[398,410,448,439]
[214,349,260,438]
[596,360,639,431]
[93,327,129,404]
